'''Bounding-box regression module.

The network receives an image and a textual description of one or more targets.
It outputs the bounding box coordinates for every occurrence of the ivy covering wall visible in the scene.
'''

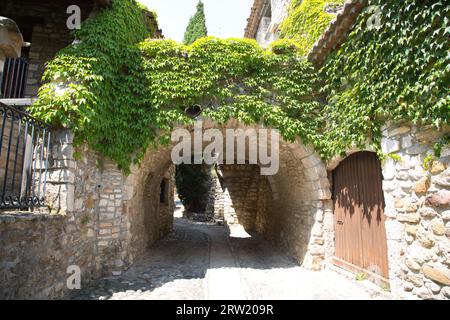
[318,0,450,158]
[279,0,344,56]
[30,0,320,172]
[139,38,320,143]
[30,0,449,172]
[30,0,154,170]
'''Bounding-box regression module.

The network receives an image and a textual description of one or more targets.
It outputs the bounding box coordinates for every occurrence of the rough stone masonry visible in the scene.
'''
[380,122,450,299]
[0,121,449,300]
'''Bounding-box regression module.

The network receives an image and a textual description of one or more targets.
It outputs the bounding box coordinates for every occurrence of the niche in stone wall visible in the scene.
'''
[160,178,169,204]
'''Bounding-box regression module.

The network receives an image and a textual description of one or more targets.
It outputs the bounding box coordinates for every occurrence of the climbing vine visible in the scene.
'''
[139,38,321,144]
[30,0,449,173]
[318,0,450,159]
[279,0,344,56]
[30,0,321,172]
[30,0,156,171]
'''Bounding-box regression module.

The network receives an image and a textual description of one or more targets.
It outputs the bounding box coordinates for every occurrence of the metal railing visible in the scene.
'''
[1,57,29,99]
[0,102,50,209]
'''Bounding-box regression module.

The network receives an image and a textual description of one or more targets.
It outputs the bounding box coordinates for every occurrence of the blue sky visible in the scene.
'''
[139,0,254,42]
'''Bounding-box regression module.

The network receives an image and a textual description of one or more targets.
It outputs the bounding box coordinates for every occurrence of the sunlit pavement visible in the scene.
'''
[70,218,390,300]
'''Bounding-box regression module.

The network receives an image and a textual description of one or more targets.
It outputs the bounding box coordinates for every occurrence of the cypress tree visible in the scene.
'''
[183,0,208,45]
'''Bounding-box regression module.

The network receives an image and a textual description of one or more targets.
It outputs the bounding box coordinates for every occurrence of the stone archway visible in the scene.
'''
[119,119,333,270]
[142,166,175,247]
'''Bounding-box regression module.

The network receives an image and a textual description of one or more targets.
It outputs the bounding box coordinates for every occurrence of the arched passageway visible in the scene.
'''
[70,139,391,300]
[59,122,395,300]
[121,120,333,270]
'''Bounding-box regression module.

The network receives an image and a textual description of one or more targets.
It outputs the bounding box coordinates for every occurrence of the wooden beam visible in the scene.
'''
[332,256,390,290]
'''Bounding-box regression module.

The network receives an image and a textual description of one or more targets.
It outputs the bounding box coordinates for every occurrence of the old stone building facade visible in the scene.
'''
[1,0,95,97]
[0,118,333,298]
[0,0,161,99]
[0,0,448,300]
[244,0,291,47]
[244,0,450,300]
[2,121,448,299]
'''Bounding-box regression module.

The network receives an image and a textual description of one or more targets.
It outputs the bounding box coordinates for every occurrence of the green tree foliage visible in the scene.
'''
[183,1,208,45]
[280,0,344,55]
[175,164,210,212]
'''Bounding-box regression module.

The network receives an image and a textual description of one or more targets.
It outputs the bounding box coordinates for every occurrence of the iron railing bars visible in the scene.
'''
[0,102,50,209]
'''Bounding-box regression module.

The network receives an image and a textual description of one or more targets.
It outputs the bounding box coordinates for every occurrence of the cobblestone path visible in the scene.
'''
[70,218,390,300]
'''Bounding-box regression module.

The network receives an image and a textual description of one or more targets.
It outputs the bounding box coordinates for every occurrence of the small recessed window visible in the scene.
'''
[160,179,169,203]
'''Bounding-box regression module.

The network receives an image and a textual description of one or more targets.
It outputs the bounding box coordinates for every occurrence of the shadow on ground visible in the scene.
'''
[68,215,299,300]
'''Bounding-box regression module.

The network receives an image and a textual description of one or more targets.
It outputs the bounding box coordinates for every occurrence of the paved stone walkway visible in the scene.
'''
[70,218,390,300]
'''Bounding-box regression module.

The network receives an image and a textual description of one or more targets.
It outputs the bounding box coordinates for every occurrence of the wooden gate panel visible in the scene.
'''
[333,152,389,280]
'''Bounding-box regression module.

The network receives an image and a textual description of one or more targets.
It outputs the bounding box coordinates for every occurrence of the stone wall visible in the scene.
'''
[215,164,261,229]
[121,121,332,272]
[0,129,143,299]
[208,164,275,231]
[0,213,66,299]
[255,0,291,47]
[143,167,175,246]
[0,130,101,299]
[0,122,333,299]
[381,122,450,299]
[121,145,176,268]
[266,142,332,270]
[205,170,222,221]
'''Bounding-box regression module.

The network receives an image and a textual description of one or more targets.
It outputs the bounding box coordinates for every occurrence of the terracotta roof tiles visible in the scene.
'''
[244,0,265,39]
[307,0,368,67]
[244,0,368,67]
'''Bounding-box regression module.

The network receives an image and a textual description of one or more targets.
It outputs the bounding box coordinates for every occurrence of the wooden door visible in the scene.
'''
[332,152,389,281]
